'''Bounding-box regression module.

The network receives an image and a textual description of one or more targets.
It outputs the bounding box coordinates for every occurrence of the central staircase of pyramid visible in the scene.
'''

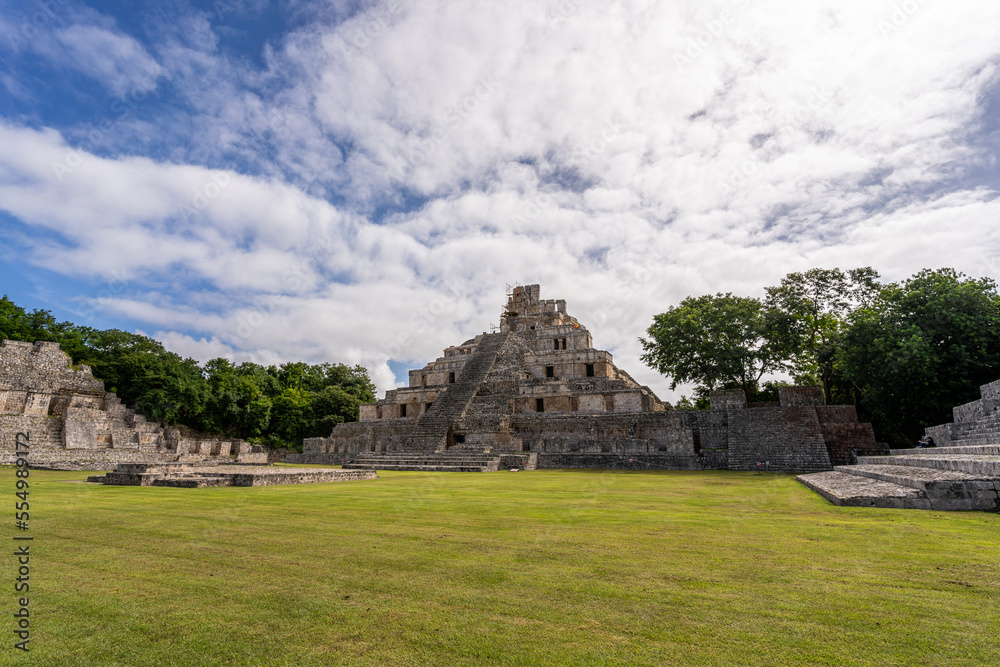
[402,332,510,452]
[797,444,1000,511]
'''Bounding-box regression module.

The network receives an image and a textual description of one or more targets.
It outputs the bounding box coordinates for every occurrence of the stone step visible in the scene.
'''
[890,445,1000,456]
[403,332,510,450]
[152,476,234,488]
[833,464,1000,510]
[348,454,499,462]
[796,471,932,509]
[356,450,496,460]
[343,463,493,472]
[857,454,1000,476]
[951,438,1000,447]
[345,459,496,467]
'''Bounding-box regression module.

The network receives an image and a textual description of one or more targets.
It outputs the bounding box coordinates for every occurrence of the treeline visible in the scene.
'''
[0,296,375,449]
[641,268,1000,447]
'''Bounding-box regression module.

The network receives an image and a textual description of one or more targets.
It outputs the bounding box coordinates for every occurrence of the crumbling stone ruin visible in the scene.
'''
[296,285,883,473]
[0,339,266,469]
[89,463,377,488]
[799,379,1000,511]
[924,379,1000,447]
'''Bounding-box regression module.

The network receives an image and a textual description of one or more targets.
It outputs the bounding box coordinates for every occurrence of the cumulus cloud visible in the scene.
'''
[1,0,1000,399]
[51,24,164,96]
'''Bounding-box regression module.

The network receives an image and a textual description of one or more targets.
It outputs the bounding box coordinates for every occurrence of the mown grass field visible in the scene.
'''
[3,466,999,666]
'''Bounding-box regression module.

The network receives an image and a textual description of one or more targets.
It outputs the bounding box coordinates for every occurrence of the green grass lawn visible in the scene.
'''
[3,467,999,666]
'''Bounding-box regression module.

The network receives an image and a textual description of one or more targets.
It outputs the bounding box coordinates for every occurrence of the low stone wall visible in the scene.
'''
[227,468,377,486]
[815,406,883,465]
[285,452,364,466]
[304,421,417,456]
[94,463,378,487]
[512,412,696,455]
[535,453,707,470]
[309,385,877,473]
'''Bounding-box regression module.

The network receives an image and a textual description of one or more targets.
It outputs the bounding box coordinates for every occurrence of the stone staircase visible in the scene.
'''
[31,418,64,449]
[949,421,1000,447]
[404,332,510,451]
[797,444,1000,511]
[344,452,502,472]
[342,451,538,473]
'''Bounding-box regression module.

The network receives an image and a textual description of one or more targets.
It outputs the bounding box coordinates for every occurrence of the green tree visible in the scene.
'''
[640,293,787,398]
[764,267,881,403]
[839,269,1000,445]
[201,359,273,439]
[265,363,376,448]
[78,329,208,424]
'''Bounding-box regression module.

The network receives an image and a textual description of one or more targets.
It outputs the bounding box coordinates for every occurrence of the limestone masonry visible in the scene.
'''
[797,380,1000,511]
[88,463,378,488]
[0,339,266,469]
[295,284,884,473]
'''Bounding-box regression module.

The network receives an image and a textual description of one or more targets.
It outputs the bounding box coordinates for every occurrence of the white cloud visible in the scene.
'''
[2,0,1000,400]
[30,23,164,97]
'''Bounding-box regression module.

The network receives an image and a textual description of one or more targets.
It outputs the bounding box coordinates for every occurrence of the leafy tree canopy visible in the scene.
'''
[0,295,375,449]
[640,268,1000,445]
[839,268,1000,445]
[640,293,788,398]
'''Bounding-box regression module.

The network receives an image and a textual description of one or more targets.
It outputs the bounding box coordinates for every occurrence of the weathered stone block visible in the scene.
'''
[64,420,98,449]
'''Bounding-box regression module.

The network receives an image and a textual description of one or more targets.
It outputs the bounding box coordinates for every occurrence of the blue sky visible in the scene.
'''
[1,0,999,399]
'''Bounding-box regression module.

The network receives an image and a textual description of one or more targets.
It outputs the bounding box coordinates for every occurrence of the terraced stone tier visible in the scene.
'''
[833,464,1000,511]
[798,451,1000,511]
[94,464,378,487]
[153,476,233,488]
[796,471,932,509]
[889,445,1000,456]
[857,454,1000,477]
[344,453,501,472]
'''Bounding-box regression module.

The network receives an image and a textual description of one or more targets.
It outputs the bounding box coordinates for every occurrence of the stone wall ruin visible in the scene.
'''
[297,285,884,472]
[0,339,265,469]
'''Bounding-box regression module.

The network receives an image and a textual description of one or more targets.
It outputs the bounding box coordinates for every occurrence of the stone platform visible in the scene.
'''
[341,451,537,472]
[797,445,1000,511]
[89,463,378,487]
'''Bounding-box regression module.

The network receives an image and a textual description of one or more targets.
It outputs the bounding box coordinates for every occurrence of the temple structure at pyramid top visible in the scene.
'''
[296,284,886,472]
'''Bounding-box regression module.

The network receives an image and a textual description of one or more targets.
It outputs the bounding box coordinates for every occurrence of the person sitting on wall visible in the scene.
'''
[917,436,936,448]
